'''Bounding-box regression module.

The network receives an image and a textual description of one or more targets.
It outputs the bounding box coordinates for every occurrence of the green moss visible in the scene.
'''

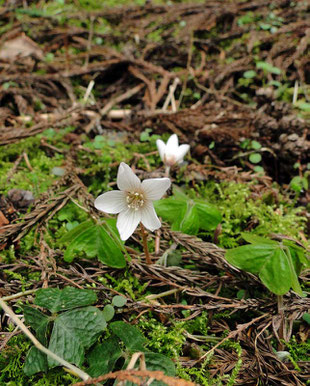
[137,316,186,358]
[195,181,307,248]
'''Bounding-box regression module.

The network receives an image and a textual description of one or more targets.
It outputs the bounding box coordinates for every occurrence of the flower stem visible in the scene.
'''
[164,166,170,178]
[140,223,152,265]
[277,295,285,350]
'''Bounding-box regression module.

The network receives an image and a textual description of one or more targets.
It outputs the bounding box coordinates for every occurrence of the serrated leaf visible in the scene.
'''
[63,221,126,268]
[87,337,122,377]
[34,287,97,313]
[124,352,176,386]
[48,306,106,368]
[24,347,48,376]
[110,321,146,352]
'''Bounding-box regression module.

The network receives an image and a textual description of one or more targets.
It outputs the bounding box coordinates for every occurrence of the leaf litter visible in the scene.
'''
[0,0,309,384]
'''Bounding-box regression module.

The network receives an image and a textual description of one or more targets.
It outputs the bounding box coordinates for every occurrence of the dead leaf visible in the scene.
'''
[0,33,44,61]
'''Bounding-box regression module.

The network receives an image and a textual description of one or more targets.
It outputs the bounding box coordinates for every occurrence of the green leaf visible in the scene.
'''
[251,140,262,150]
[23,305,49,345]
[296,102,310,112]
[112,295,127,308]
[256,61,282,74]
[62,220,126,268]
[241,233,277,245]
[258,247,295,295]
[195,200,222,231]
[179,201,199,234]
[125,352,176,386]
[226,240,304,295]
[154,198,186,229]
[48,306,106,368]
[154,188,221,235]
[302,313,310,325]
[290,176,308,193]
[24,347,48,376]
[243,70,257,79]
[226,244,277,274]
[110,321,146,352]
[249,153,262,164]
[59,220,93,243]
[34,287,97,313]
[103,304,115,322]
[87,337,122,377]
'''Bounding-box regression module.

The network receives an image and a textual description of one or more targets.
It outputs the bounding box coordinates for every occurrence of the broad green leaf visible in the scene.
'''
[179,201,199,235]
[87,337,122,377]
[154,189,221,235]
[48,306,106,368]
[154,198,186,228]
[23,305,49,345]
[258,247,294,295]
[125,352,176,386]
[59,220,93,243]
[110,321,146,352]
[34,287,97,313]
[226,240,304,295]
[241,233,277,245]
[24,347,48,376]
[225,244,277,273]
[195,200,222,230]
[63,222,126,268]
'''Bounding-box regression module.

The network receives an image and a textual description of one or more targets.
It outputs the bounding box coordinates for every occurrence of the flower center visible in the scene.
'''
[164,154,176,166]
[126,191,145,211]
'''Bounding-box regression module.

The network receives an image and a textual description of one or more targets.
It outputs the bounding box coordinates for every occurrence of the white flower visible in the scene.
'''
[94,162,171,241]
[156,134,190,167]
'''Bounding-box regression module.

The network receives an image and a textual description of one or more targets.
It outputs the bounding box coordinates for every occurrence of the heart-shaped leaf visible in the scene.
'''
[154,187,221,235]
[48,306,106,368]
[225,237,306,295]
[34,287,97,313]
[60,219,126,268]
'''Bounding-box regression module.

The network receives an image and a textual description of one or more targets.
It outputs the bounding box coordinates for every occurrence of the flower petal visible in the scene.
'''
[117,208,141,240]
[175,144,190,163]
[117,162,141,192]
[166,134,179,153]
[156,139,166,161]
[95,190,127,214]
[141,178,171,200]
[140,201,161,231]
